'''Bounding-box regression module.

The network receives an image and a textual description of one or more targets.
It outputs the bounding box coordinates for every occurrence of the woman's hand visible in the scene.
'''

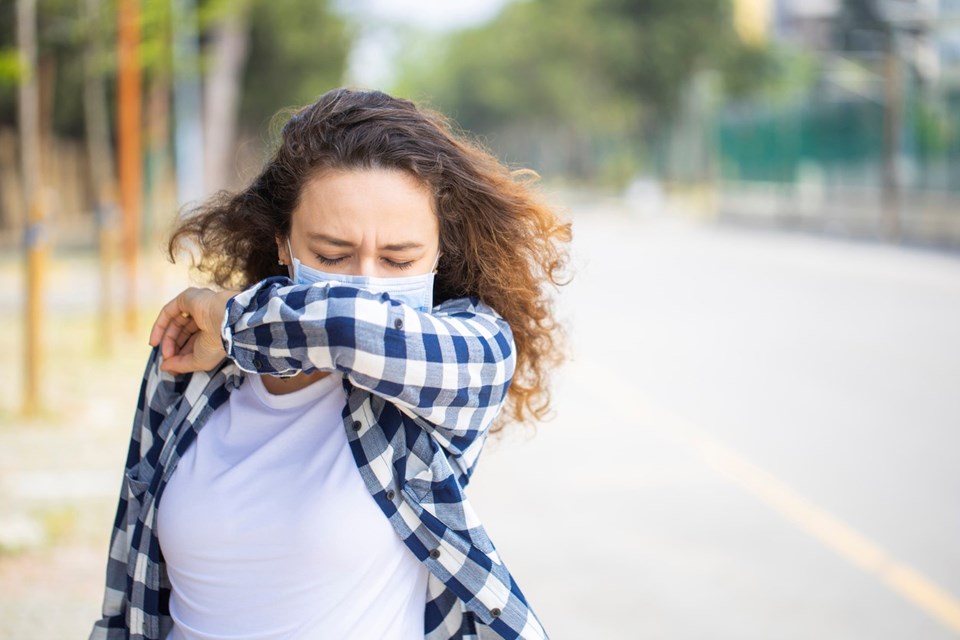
[149,287,238,374]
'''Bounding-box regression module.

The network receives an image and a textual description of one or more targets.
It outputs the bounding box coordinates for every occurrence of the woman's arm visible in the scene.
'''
[221,277,516,446]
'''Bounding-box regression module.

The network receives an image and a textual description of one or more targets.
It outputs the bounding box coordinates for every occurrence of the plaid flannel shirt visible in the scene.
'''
[90,277,548,640]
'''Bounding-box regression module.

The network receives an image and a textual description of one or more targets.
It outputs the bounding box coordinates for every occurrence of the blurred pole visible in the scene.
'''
[882,30,903,243]
[172,0,206,206]
[17,0,44,417]
[118,0,143,333]
[204,6,250,193]
[84,0,118,355]
[145,74,172,252]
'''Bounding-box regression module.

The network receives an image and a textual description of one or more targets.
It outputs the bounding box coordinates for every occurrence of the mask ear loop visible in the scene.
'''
[286,237,298,281]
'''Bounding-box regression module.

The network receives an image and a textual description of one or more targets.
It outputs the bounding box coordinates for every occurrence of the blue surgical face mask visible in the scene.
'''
[286,238,439,312]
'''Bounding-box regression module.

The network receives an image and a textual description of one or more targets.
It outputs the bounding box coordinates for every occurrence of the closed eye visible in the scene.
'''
[314,254,417,270]
[315,255,348,266]
[383,258,414,270]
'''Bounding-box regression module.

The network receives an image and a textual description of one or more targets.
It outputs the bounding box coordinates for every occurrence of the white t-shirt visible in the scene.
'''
[157,372,429,640]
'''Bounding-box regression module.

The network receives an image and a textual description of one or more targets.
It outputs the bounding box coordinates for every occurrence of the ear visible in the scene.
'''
[276,234,291,266]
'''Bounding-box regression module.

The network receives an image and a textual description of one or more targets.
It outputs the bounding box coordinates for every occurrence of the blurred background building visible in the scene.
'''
[714,0,960,244]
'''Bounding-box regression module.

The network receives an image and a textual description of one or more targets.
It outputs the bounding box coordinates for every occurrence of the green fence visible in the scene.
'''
[715,91,960,192]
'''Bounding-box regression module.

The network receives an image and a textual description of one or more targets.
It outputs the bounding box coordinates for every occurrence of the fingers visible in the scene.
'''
[149,287,208,348]
[159,332,197,374]
[150,303,197,362]
[158,330,226,375]
[149,287,235,373]
[160,316,198,359]
[175,320,196,350]
[159,353,195,375]
[159,356,185,374]
[150,295,191,347]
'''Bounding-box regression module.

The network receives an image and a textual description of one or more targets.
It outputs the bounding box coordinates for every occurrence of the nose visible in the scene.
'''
[355,254,379,277]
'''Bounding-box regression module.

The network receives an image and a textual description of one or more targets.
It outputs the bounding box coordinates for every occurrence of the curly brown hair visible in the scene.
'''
[168,88,571,429]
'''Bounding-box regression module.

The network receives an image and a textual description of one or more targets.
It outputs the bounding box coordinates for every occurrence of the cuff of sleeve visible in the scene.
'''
[219,277,295,376]
[220,295,236,358]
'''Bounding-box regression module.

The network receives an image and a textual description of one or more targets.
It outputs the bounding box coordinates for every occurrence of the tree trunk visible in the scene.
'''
[204,8,251,192]
[17,0,44,415]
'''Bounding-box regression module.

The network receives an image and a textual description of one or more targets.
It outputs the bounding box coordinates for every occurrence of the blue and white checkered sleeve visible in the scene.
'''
[221,277,516,444]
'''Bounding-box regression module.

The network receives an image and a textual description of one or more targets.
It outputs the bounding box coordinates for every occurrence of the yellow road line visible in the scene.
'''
[580,364,960,636]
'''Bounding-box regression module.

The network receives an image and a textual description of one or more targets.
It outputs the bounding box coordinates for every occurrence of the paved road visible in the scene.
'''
[467,206,960,639]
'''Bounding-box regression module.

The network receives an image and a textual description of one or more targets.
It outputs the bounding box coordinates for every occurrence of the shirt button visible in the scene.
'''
[429,548,440,560]
[394,318,404,330]
[490,608,502,618]
[252,355,264,370]
[386,489,395,500]
[352,421,362,431]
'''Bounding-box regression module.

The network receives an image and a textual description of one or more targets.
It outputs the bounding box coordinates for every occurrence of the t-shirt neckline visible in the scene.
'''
[245,372,342,411]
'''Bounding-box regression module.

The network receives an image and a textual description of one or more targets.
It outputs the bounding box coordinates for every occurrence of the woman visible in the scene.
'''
[91,88,570,640]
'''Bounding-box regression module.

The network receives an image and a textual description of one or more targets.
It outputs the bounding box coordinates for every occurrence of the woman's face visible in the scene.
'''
[277,168,440,277]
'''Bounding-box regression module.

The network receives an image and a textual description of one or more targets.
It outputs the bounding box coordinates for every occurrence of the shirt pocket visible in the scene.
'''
[123,458,155,530]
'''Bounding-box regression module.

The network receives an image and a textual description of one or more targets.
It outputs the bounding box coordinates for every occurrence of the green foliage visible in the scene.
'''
[718,43,778,99]
[240,0,350,133]
[913,98,953,158]
[394,0,775,182]
[724,44,819,107]
[0,0,351,140]
[0,0,114,135]
[592,0,738,117]
[42,0,90,137]
[0,0,15,126]
[398,0,642,133]
[0,48,20,86]
[140,0,173,77]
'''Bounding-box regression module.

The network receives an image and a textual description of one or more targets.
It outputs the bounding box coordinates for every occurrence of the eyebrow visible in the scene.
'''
[381,241,425,252]
[306,232,424,252]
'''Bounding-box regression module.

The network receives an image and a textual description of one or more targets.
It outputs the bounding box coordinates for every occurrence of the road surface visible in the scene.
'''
[468,204,960,639]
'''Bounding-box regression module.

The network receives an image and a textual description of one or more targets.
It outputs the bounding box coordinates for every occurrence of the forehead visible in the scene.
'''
[293,168,438,240]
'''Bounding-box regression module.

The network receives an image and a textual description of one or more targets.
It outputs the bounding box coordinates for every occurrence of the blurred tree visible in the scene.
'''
[0,0,351,237]
[0,0,89,136]
[203,0,252,190]
[395,0,774,182]
[594,0,738,117]
[239,0,350,134]
[0,0,351,139]
[0,1,17,125]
